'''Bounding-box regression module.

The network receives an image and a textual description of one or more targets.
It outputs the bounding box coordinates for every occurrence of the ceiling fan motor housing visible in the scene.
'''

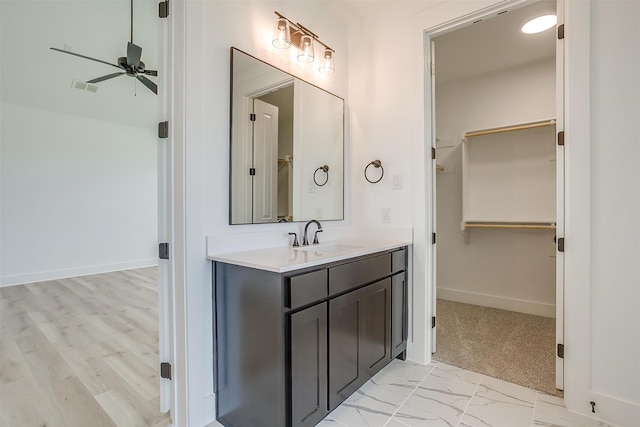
[118,56,145,76]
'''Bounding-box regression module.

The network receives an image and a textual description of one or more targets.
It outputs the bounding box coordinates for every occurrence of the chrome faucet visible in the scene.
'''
[302,219,323,246]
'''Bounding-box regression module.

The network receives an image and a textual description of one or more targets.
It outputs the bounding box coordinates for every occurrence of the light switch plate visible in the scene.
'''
[381,208,391,223]
[392,174,402,189]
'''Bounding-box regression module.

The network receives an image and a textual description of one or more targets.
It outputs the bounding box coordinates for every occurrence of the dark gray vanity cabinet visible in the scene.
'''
[290,302,328,427]
[391,272,408,358]
[391,248,408,359]
[328,277,391,410]
[214,246,408,427]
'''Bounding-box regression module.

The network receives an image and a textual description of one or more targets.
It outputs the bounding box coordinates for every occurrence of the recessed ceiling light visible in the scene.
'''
[521,14,557,34]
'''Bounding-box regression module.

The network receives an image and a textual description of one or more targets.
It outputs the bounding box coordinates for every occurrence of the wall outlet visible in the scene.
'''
[381,208,391,223]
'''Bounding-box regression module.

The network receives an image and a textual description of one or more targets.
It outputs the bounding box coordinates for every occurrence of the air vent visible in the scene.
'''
[71,79,98,93]
[85,83,99,93]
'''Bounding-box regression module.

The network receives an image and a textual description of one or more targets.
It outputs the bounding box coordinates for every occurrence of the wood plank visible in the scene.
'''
[103,351,159,402]
[14,328,75,386]
[0,336,31,385]
[0,377,67,427]
[96,385,168,427]
[53,376,118,427]
[464,119,556,138]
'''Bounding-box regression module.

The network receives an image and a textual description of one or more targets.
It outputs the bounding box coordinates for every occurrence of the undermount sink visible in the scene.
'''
[294,243,362,253]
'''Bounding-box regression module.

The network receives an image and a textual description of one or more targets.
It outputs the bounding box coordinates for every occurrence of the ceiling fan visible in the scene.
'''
[50,0,157,94]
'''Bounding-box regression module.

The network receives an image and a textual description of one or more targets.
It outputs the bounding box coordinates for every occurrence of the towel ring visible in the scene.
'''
[314,165,329,186]
[364,160,384,183]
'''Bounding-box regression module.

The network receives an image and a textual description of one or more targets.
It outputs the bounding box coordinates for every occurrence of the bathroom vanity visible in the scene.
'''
[211,241,409,427]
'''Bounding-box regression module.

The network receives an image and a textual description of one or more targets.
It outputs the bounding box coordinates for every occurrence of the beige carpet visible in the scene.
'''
[433,299,562,396]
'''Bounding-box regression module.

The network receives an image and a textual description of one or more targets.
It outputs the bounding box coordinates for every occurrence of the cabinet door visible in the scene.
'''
[362,278,392,376]
[391,272,407,358]
[290,303,328,427]
[329,278,392,409]
[329,288,365,410]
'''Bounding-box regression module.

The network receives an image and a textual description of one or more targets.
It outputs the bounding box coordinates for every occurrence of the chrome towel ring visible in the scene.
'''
[314,165,329,186]
[364,160,384,183]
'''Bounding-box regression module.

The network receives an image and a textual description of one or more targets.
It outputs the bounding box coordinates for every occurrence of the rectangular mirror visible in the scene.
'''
[229,47,344,224]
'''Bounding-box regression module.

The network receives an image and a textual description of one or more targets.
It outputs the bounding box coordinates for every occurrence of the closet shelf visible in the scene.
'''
[464,119,556,139]
[462,221,556,231]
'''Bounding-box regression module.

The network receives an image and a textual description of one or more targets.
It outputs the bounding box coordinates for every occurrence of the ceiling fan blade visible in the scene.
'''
[87,72,126,83]
[127,42,142,68]
[137,75,157,95]
[50,47,122,70]
[143,69,158,77]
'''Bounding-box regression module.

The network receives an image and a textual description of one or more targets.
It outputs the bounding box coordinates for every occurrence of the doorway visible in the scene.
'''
[428,0,563,396]
[0,0,171,423]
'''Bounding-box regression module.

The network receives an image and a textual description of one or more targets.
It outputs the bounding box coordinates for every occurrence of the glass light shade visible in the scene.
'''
[272,18,291,48]
[318,48,335,74]
[521,14,557,34]
[297,35,315,63]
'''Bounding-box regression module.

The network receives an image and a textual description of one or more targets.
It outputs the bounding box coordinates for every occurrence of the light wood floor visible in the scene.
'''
[0,267,171,427]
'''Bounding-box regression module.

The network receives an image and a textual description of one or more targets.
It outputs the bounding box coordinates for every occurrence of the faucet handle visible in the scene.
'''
[313,229,323,244]
[288,232,299,247]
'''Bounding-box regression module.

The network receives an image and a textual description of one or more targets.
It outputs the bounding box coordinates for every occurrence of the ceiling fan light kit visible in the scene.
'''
[50,0,157,95]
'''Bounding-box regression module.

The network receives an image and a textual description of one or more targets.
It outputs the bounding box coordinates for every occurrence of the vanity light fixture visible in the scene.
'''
[521,14,557,34]
[272,16,291,48]
[319,48,335,74]
[297,34,315,63]
[272,11,335,73]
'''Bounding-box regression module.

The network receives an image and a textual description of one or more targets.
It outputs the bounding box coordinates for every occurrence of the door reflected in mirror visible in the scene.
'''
[230,47,344,225]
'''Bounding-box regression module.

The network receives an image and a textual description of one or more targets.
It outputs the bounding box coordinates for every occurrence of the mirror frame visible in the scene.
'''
[229,47,345,225]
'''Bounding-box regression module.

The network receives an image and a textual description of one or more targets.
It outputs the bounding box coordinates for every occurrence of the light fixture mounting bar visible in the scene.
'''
[273,11,333,53]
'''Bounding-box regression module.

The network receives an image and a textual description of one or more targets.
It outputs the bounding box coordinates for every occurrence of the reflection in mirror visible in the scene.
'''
[230,47,344,225]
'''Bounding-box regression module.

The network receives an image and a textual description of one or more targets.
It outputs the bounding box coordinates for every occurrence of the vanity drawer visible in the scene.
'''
[391,248,407,274]
[329,253,391,295]
[288,269,328,309]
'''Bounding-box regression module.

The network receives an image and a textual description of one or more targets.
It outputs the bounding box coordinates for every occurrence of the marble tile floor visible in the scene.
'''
[316,360,614,427]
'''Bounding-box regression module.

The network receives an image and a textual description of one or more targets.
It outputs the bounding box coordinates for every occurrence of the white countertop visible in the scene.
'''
[208,238,411,273]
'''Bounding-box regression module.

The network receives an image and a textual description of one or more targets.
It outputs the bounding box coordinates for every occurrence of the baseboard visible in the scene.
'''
[437,287,556,318]
[0,259,158,287]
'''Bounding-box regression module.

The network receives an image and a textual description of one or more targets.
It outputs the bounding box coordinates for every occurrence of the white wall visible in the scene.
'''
[0,104,157,285]
[589,3,640,401]
[0,0,158,286]
[561,1,640,424]
[347,7,416,229]
[436,58,557,317]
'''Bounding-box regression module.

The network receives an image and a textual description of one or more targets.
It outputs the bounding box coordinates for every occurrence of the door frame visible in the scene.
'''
[157,0,172,414]
[233,79,293,224]
[422,0,564,386]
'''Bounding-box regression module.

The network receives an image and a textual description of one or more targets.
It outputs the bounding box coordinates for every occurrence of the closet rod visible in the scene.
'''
[464,222,556,230]
[464,119,556,139]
